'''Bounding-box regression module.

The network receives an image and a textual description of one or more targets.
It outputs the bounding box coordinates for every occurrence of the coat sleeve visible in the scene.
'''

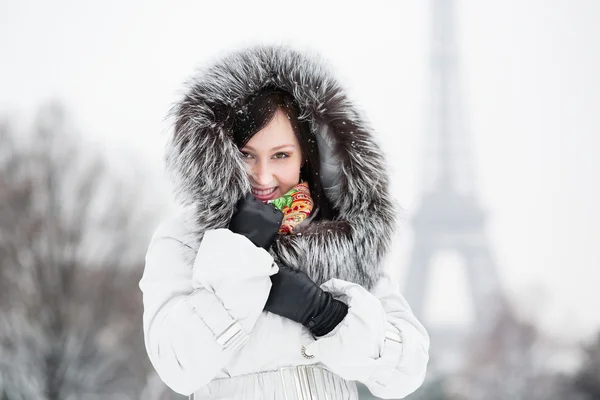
[304,274,430,399]
[139,227,278,395]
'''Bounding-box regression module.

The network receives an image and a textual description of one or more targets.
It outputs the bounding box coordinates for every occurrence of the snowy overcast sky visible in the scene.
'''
[1,0,599,341]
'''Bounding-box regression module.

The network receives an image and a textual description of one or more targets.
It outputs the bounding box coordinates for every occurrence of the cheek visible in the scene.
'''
[242,161,253,176]
[276,162,301,191]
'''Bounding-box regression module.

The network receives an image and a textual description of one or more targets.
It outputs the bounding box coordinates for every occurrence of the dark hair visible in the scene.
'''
[230,88,335,221]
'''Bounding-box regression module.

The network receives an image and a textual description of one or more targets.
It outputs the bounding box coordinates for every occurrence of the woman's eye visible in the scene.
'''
[241,152,253,159]
[273,152,289,159]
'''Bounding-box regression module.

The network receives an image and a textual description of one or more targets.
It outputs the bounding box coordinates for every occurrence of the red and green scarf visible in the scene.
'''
[268,181,313,235]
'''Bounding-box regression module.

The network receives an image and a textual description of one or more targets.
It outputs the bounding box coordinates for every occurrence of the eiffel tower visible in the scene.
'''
[403,0,504,372]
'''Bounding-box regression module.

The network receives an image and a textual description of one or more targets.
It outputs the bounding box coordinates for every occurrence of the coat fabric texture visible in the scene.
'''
[140,45,430,399]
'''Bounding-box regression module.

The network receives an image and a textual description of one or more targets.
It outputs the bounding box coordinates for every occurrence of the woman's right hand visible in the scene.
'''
[228,193,283,250]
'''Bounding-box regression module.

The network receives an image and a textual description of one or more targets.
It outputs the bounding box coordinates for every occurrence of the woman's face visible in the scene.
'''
[240,108,303,202]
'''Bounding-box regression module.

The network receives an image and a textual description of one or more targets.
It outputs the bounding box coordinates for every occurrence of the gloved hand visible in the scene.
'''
[228,193,284,250]
[265,264,349,337]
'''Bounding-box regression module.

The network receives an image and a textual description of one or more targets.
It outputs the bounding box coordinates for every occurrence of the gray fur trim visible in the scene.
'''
[166,45,397,290]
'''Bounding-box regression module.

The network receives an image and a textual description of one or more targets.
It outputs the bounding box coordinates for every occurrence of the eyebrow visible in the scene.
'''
[243,144,297,152]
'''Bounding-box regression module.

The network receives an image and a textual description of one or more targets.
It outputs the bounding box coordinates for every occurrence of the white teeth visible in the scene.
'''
[252,187,276,196]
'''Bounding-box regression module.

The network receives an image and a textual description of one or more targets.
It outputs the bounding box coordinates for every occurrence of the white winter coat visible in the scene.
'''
[141,44,431,399]
[140,209,430,399]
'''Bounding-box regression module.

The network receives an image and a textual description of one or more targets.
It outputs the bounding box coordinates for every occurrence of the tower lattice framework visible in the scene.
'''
[403,0,504,334]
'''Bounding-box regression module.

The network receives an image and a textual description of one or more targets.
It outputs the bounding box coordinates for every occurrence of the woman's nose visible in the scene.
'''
[252,162,273,185]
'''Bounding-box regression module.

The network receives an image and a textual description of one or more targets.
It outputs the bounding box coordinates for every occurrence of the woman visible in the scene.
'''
[140,45,430,399]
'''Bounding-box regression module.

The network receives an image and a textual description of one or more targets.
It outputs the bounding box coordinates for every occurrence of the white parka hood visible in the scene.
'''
[165,45,397,289]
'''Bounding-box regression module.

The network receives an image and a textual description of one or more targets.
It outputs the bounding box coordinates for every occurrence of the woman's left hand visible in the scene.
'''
[264,265,348,336]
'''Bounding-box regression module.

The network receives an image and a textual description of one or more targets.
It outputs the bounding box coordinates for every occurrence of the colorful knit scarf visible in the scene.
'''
[268,181,313,234]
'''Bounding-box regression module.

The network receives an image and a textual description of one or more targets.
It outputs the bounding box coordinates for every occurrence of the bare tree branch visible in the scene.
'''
[0,103,176,399]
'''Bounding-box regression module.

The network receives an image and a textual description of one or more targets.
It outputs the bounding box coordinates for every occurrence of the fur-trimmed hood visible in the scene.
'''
[166,45,396,290]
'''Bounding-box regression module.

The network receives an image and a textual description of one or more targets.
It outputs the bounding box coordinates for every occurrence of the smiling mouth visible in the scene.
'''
[251,187,277,197]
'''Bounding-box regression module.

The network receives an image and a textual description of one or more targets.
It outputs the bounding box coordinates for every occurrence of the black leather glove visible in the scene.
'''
[228,193,284,250]
[265,265,349,337]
